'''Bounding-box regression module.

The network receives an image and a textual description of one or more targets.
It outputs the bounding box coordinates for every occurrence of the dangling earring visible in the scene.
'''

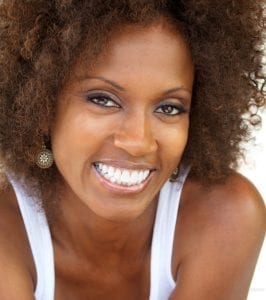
[36,141,54,169]
[170,167,179,182]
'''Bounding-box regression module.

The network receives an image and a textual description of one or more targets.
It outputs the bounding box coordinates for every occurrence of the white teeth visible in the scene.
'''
[114,169,122,184]
[143,170,149,178]
[102,164,108,174]
[95,163,151,187]
[137,171,144,184]
[131,171,139,183]
[121,170,130,185]
[108,166,115,177]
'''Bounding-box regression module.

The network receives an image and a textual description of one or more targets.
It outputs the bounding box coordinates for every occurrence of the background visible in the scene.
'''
[239,110,266,300]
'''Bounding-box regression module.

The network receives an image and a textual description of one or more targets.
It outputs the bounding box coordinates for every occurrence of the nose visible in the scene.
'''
[114,112,158,157]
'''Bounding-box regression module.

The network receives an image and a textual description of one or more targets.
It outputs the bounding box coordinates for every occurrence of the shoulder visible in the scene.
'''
[171,172,265,300]
[0,183,35,299]
[178,171,265,236]
[195,172,264,231]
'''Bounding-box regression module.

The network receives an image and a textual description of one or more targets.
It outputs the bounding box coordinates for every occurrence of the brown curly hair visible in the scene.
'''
[0,0,265,209]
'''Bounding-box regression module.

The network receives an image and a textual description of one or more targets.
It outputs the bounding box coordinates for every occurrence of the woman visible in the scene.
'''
[0,0,265,299]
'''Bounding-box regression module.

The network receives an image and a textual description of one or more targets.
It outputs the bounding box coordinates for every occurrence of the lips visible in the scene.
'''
[94,162,152,187]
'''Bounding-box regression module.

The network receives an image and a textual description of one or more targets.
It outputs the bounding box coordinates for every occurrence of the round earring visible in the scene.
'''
[170,167,179,182]
[36,142,54,169]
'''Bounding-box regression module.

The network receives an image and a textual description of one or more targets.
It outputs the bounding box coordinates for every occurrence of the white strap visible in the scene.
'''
[10,180,55,300]
[149,166,189,300]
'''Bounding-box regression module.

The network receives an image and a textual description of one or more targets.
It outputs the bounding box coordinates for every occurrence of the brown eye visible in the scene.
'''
[87,93,120,108]
[155,104,186,116]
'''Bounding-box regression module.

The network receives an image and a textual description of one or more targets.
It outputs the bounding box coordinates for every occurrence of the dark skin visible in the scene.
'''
[170,174,265,300]
[0,20,265,300]
[0,173,265,299]
[51,20,192,299]
[52,184,155,299]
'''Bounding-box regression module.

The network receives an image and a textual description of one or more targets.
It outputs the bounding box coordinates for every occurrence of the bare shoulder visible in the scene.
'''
[190,171,265,225]
[0,184,35,299]
[177,171,265,242]
[171,172,266,300]
[204,172,263,232]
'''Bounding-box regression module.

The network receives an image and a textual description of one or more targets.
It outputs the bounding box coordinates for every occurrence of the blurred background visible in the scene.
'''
[239,110,266,300]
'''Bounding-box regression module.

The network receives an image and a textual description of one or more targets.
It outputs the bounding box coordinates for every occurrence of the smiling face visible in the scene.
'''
[51,19,194,221]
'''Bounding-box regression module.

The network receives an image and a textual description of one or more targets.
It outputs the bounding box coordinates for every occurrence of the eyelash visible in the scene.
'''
[155,104,187,116]
[86,94,120,108]
[86,93,187,116]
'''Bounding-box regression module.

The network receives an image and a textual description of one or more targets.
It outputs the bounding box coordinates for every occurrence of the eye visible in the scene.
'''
[86,93,120,108]
[155,103,186,116]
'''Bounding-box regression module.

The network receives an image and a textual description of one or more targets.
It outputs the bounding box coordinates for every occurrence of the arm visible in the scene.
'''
[0,248,35,300]
[0,186,35,299]
[171,174,266,300]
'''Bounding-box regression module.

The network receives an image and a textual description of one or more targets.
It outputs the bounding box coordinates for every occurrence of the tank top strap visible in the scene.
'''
[149,165,190,300]
[9,165,189,300]
[10,179,55,300]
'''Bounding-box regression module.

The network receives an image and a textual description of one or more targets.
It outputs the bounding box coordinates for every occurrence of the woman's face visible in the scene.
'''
[51,20,194,221]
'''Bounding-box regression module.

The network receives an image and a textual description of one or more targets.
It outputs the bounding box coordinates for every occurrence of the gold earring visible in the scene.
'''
[36,142,53,169]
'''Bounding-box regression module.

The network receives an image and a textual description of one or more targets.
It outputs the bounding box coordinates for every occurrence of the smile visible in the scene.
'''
[94,162,151,187]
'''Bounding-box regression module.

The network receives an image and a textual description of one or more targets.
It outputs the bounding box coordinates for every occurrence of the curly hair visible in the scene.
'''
[0,0,265,210]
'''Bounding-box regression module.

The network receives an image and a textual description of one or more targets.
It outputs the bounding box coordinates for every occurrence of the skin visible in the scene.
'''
[0,19,265,300]
[51,20,193,299]
[51,21,193,222]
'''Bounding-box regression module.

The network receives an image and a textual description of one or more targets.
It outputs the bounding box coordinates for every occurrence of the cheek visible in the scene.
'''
[156,121,189,165]
[51,111,119,163]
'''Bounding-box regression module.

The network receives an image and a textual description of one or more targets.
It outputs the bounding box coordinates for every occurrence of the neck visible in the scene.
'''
[52,186,158,265]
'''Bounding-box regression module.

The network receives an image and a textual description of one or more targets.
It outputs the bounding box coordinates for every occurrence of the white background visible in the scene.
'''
[239,110,266,300]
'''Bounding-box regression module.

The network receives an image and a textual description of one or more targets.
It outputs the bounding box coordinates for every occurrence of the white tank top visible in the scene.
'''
[10,166,189,300]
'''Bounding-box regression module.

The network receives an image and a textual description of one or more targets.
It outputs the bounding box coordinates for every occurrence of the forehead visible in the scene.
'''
[71,18,193,79]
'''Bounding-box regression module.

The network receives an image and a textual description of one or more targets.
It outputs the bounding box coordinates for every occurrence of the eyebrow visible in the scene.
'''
[85,76,192,96]
[162,87,192,96]
[86,76,126,92]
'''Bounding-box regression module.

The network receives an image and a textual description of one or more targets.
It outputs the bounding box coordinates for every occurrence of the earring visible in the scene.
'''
[170,167,179,182]
[36,142,54,169]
